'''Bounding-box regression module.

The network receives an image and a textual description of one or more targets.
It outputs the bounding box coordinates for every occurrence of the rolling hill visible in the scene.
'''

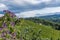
[0,10,60,40]
[39,12,60,23]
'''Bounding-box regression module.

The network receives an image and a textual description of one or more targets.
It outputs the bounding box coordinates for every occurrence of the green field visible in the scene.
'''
[15,19,60,40]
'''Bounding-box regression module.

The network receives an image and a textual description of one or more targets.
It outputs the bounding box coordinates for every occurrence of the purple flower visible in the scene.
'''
[3,10,11,13]
[9,13,16,18]
[2,22,7,28]
[12,32,16,36]
[10,22,15,27]
[10,13,14,18]
[11,32,16,39]
[6,30,11,34]
[0,28,3,30]
[3,10,16,18]
[1,32,6,37]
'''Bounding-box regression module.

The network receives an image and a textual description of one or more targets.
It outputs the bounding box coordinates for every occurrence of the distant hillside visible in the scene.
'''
[25,17,60,30]
[39,13,60,23]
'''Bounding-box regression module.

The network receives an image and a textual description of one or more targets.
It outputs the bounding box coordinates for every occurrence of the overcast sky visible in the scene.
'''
[0,0,60,17]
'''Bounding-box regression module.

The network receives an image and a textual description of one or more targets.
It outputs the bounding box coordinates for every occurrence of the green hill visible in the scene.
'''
[15,19,60,40]
[0,18,60,40]
[0,10,60,40]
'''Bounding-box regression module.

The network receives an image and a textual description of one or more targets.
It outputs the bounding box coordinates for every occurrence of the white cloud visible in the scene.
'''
[16,7,60,18]
[0,3,8,11]
[24,0,51,4]
[13,0,52,5]
[16,11,36,18]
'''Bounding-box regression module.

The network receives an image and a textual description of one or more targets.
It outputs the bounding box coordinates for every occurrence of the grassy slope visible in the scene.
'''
[15,19,60,40]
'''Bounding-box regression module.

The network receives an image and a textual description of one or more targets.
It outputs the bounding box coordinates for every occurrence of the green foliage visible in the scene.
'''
[14,19,60,40]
